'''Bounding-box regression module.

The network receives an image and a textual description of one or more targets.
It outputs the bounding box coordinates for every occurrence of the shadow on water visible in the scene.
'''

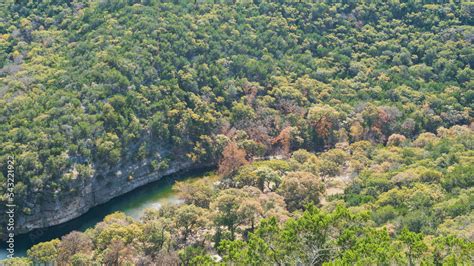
[0,167,213,259]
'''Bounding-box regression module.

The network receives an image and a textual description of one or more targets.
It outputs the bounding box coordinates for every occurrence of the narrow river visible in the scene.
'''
[0,170,208,259]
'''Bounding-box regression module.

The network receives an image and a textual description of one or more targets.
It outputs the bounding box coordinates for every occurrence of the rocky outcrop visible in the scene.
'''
[16,157,204,235]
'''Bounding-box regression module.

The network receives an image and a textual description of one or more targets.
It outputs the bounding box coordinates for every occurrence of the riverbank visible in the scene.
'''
[0,168,214,259]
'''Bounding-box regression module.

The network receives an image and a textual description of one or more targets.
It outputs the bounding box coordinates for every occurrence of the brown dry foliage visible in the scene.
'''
[218,142,248,177]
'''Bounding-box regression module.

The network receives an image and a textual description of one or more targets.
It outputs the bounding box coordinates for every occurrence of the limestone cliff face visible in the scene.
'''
[16,157,199,235]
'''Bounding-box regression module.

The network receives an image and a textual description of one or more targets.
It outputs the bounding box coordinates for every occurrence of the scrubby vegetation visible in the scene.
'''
[0,0,472,264]
[3,125,473,265]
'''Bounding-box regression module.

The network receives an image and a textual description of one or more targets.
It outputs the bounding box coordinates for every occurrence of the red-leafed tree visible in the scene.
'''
[218,142,248,177]
[272,126,293,157]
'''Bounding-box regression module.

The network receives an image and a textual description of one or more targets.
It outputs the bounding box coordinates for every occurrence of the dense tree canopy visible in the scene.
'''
[1,1,472,216]
[1,124,470,265]
[0,1,472,264]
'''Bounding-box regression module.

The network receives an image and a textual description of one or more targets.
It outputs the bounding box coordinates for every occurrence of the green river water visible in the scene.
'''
[1,171,207,259]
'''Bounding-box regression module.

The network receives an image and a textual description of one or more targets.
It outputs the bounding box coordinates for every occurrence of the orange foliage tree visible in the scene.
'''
[218,142,248,177]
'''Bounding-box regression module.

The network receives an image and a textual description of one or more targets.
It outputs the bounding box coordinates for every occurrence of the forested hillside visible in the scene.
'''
[0,1,472,264]
[8,126,474,264]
